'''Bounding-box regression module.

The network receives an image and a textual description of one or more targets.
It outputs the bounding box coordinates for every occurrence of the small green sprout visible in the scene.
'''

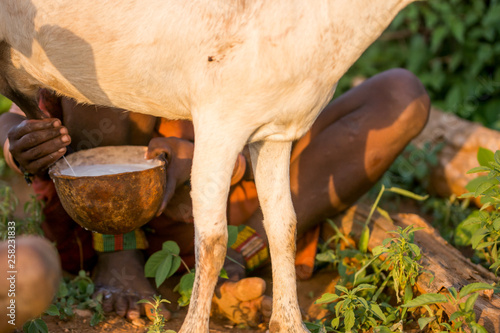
[138,295,175,333]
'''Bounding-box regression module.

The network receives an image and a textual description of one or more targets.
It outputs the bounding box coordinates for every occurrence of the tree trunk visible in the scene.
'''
[413,108,500,203]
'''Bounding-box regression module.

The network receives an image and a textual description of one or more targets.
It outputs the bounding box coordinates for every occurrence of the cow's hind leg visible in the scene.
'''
[179,120,249,333]
[249,140,309,333]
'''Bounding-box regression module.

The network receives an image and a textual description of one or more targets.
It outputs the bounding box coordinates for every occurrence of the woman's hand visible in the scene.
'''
[146,137,194,217]
[7,118,71,175]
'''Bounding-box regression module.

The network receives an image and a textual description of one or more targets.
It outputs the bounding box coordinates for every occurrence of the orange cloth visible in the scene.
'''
[295,225,320,280]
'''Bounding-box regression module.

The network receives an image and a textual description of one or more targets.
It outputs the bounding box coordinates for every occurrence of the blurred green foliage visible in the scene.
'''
[336,0,500,130]
[0,95,11,114]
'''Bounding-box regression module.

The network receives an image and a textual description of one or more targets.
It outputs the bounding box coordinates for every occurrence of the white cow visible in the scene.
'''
[0,1,415,331]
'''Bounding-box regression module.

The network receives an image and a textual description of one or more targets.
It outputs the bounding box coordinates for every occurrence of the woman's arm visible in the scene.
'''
[1,103,71,176]
[1,107,29,173]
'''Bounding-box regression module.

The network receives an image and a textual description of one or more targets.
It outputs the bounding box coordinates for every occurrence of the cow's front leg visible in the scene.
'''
[178,122,249,333]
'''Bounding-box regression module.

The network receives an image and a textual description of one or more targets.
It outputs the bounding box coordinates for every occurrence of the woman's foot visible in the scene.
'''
[211,248,272,327]
[212,277,272,327]
[92,249,170,321]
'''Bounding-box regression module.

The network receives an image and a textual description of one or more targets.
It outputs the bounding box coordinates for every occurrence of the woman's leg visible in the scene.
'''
[247,68,431,239]
[148,68,430,326]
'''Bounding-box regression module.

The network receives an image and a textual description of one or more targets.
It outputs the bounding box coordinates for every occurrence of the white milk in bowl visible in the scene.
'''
[48,146,167,234]
[60,163,154,177]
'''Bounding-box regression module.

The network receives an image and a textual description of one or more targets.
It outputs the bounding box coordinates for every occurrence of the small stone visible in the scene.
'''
[73,308,93,318]
[131,318,146,327]
[483,288,494,300]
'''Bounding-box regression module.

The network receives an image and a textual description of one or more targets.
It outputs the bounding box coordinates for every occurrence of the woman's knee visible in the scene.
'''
[378,68,431,137]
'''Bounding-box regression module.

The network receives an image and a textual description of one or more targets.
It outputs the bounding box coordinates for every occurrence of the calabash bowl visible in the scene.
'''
[49,146,166,234]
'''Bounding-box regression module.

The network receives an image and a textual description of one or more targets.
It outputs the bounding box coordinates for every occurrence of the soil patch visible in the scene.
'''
[40,269,337,333]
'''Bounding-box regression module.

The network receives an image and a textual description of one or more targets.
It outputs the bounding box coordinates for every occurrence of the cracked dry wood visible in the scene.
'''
[413,108,500,202]
[328,204,500,332]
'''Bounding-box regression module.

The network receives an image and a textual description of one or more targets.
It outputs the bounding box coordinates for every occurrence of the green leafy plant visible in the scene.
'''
[144,240,224,307]
[315,220,391,301]
[22,317,49,333]
[144,240,199,308]
[372,225,425,304]
[0,95,11,114]
[337,0,500,131]
[22,304,63,333]
[359,184,428,265]
[315,219,350,270]
[145,241,188,288]
[1,183,103,332]
[23,271,105,333]
[459,148,500,274]
[0,152,6,177]
[138,295,176,333]
[51,270,105,326]
[18,194,45,236]
[310,189,429,331]
[315,284,387,332]
[0,184,18,238]
[402,282,493,332]
[173,271,195,307]
[311,223,494,333]
[311,186,429,330]
[145,226,241,307]
[380,142,444,197]
[0,184,45,239]
[309,166,499,333]
[422,195,472,243]
[304,321,333,333]
[378,142,473,244]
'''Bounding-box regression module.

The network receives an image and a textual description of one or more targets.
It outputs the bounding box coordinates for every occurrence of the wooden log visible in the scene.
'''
[325,204,500,332]
[412,108,500,202]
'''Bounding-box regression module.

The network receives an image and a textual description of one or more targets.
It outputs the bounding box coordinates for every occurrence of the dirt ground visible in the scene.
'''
[39,269,337,333]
